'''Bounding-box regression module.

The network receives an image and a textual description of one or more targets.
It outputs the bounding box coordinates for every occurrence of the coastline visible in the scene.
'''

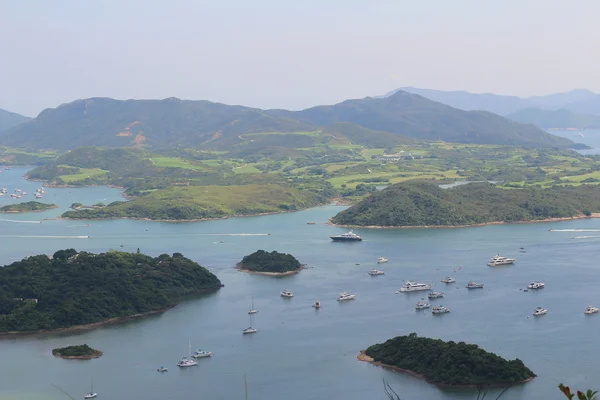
[52,350,103,360]
[357,351,534,389]
[330,213,600,229]
[235,264,305,276]
[0,205,58,214]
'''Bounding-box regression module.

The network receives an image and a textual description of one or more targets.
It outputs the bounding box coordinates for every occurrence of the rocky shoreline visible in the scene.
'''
[235,264,305,276]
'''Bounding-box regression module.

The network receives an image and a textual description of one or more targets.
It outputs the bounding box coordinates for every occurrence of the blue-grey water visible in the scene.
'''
[1,167,600,400]
[550,128,600,155]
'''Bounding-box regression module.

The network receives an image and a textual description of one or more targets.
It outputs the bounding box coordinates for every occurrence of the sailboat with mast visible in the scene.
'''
[177,340,198,367]
[83,378,97,399]
[243,313,257,334]
[248,296,258,314]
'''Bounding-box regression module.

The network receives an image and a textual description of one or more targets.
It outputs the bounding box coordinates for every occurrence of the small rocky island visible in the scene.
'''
[237,250,304,276]
[0,201,57,213]
[52,344,102,360]
[359,333,535,387]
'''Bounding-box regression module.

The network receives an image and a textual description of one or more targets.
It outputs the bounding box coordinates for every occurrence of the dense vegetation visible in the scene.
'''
[0,250,221,332]
[52,344,101,358]
[238,250,302,273]
[0,201,57,213]
[62,184,325,220]
[332,181,600,227]
[0,93,575,149]
[365,333,535,386]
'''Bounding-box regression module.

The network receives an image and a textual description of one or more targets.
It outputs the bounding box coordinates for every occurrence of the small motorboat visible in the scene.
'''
[432,305,451,314]
[428,291,444,299]
[532,307,547,316]
[192,349,213,358]
[415,301,431,310]
[157,366,168,372]
[527,282,545,290]
[466,281,484,289]
[441,277,456,284]
[377,257,388,263]
[280,290,293,298]
[337,292,356,301]
[242,327,257,334]
[584,306,599,315]
[368,269,385,276]
[312,301,321,309]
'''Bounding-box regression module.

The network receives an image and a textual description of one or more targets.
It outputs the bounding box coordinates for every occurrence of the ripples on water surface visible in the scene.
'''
[1,167,599,399]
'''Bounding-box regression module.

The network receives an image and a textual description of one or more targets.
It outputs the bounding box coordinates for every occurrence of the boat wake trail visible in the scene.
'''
[0,219,42,224]
[549,229,600,232]
[572,235,600,239]
[195,233,270,236]
[0,235,89,239]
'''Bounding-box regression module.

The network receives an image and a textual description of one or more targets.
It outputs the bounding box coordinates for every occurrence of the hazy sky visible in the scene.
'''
[1,0,599,117]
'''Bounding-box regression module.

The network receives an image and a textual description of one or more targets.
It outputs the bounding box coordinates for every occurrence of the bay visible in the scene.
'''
[1,167,599,399]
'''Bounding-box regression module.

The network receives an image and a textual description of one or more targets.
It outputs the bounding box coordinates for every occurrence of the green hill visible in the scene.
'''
[331,181,600,227]
[364,333,535,386]
[0,109,30,132]
[506,108,600,129]
[0,250,221,333]
[0,94,578,150]
[238,250,302,273]
[0,201,57,213]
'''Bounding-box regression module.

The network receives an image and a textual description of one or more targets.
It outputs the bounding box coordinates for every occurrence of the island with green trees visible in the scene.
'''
[0,249,222,334]
[0,201,57,213]
[332,181,600,228]
[52,344,102,360]
[237,250,304,276]
[360,333,536,387]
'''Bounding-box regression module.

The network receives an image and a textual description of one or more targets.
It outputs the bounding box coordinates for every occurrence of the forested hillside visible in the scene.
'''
[332,181,600,227]
[0,250,221,332]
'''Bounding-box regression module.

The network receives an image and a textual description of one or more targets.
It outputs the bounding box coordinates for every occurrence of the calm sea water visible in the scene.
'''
[1,167,600,400]
[550,128,600,155]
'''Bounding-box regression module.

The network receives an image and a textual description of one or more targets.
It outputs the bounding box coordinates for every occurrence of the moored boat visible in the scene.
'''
[487,254,516,266]
[157,366,168,372]
[192,349,213,358]
[532,307,547,316]
[527,282,545,290]
[466,281,484,289]
[368,269,385,276]
[337,292,356,301]
[584,306,599,315]
[428,291,444,299]
[432,305,451,314]
[415,301,431,310]
[377,257,388,263]
[441,277,456,283]
[397,281,432,292]
[280,289,293,298]
[330,231,362,242]
[312,301,321,309]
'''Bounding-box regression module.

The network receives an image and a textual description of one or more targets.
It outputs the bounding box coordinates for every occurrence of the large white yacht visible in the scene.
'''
[337,292,356,301]
[441,277,456,284]
[527,282,545,290]
[192,349,213,358]
[415,301,431,310]
[398,281,432,292]
[377,257,388,264]
[280,290,293,298]
[584,306,599,315]
[532,307,547,316]
[330,231,362,242]
[466,281,484,289]
[432,305,451,314]
[428,292,444,299]
[487,254,516,266]
[177,357,198,367]
[368,269,385,276]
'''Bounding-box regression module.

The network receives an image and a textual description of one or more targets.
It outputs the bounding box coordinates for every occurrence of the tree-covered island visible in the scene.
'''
[52,344,102,360]
[237,250,304,276]
[360,333,536,387]
[332,181,600,228]
[0,249,222,334]
[0,201,57,213]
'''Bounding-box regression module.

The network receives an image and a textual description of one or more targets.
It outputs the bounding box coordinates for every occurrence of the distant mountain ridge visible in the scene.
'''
[386,87,600,117]
[0,92,579,150]
[506,108,600,129]
[0,109,31,132]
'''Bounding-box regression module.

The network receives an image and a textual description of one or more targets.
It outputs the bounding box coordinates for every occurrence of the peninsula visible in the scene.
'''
[237,250,304,276]
[0,249,222,334]
[52,344,102,360]
[0,201,57,213]
[360,333,535,387]
[332,181,600,228]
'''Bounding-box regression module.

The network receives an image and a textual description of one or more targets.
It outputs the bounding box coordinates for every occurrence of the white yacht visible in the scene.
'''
[192,349,213,358]
[428,291,444,299]
[415,301,431,310]
[337,292,356,301]
[312,301,321,309]
[330,231,362,242]
[432,305,451,314]
[0,188,6,194]
[441,277,456,284]
[368,269,385,276]
[35,193,43,199]
[177,341,199,367]
[487,254,516,266]
[397,281,432,292]
[84,378,97,399]
[248,296,258,314]
[280,289,293,298]
[377,257,388,264]
[157,366,168,372]
[527,282,545,290]
[243,313,257,334]
[532,307,547,316]
[466,281,484,289]
[584,306,599,315]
